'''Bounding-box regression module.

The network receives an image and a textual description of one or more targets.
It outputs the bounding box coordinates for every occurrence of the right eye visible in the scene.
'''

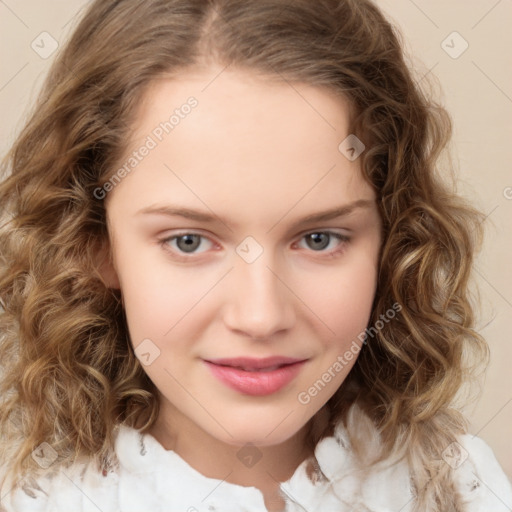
[159,232,216,259]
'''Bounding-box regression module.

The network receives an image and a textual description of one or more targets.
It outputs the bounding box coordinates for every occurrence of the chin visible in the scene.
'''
[206,414,310,448]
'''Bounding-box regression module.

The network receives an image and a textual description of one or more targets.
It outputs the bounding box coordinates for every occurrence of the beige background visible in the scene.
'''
[1,0,511,480]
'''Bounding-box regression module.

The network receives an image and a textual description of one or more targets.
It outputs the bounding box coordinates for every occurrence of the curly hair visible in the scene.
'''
[0,0,488,510]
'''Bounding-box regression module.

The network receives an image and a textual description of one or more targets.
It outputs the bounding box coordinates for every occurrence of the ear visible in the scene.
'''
[94,238,121,289]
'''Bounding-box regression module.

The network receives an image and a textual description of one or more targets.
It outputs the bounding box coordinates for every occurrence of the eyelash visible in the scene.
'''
[158,230,350,262]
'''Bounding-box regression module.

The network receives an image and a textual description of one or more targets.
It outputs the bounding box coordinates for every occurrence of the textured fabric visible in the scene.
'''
[1,421,511,512]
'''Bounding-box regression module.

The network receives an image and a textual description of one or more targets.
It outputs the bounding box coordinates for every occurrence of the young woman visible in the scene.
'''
[1,1,511,511]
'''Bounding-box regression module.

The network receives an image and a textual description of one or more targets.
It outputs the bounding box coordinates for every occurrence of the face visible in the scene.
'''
[105,65,382,448]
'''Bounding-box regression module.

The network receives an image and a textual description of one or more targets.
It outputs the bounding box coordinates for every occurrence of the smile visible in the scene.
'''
[203,356,308,396]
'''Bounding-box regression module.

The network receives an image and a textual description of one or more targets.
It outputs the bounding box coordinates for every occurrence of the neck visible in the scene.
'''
[146,403,315,511]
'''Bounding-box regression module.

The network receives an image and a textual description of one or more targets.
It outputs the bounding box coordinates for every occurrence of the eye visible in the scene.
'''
[296,231,350,257]
[160,232,214,258]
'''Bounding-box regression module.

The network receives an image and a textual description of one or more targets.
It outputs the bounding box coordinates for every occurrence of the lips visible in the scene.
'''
[204,356,306,370]
[203,356,308,396]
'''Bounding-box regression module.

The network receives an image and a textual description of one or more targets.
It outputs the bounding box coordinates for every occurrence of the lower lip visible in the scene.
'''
[204,360,306,396]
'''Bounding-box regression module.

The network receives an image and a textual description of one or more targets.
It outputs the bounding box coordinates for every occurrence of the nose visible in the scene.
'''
[223,253,296,340]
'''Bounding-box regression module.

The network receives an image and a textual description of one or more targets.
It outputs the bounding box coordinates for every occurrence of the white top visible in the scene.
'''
[1,421,511,512]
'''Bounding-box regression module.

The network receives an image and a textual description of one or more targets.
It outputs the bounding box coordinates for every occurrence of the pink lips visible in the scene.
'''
[203,356,307,396]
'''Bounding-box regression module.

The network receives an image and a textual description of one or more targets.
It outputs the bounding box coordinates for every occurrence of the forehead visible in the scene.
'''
[107,66,375,223]
[129,64,356,161]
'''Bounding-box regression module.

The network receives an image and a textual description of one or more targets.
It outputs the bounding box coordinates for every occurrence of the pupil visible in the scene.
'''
[179,235,199,252]
[310,233,328,250]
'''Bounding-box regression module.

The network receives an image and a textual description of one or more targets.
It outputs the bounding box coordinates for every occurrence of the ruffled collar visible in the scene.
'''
[113,420,414,512]
[3,417,508,511]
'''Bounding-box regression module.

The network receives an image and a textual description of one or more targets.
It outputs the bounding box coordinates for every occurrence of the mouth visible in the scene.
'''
[204,356,306,370]
[220,364,286,372]
[203,356,308,396]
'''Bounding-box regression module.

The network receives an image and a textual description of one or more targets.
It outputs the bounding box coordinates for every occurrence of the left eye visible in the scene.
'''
[296,231,349,253]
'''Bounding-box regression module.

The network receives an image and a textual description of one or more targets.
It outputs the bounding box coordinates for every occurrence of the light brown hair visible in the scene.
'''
[0,1,488,510]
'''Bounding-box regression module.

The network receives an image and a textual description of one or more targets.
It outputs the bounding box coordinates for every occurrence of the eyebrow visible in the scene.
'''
[136,198,375,229]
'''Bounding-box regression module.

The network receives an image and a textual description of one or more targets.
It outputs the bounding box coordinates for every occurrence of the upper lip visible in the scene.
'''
[204,356,307,370]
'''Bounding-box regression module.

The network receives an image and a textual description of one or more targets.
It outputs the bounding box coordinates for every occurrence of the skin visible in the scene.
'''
[104,64,383,511]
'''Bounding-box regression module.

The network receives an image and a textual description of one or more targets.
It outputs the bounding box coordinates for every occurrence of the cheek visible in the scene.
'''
[114,245,204,344]
[124,282,201,347]
[293,255,378,408]
[115,226,379,348]
[303,250,378,345]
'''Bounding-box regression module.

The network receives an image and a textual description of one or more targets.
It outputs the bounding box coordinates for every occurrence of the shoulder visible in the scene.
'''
[280,422,512,512]
[452,434,512,511]
[0,452,119,512]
